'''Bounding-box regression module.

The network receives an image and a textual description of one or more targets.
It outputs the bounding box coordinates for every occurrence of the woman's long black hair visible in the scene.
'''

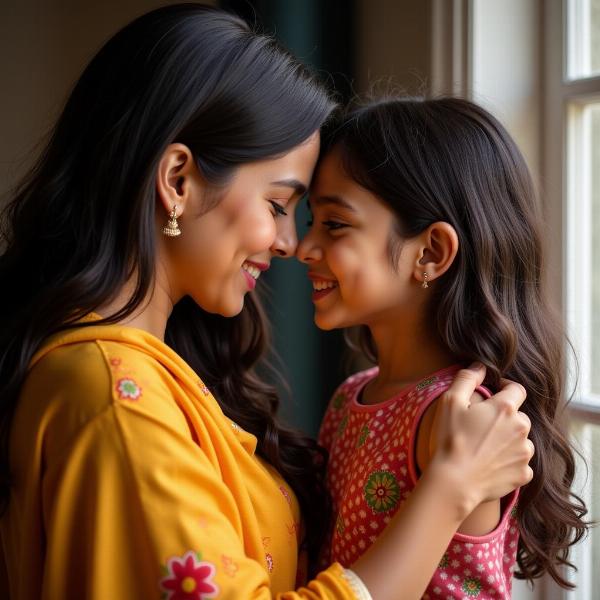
[0,3,335,568]
[324,97,589,587]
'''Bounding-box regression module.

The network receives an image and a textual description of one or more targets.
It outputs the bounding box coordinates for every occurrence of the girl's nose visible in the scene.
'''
[296,231,323,263]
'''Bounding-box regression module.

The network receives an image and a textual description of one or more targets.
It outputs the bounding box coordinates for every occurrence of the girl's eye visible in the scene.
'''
[322,220,348,231]
[269,201,288,216]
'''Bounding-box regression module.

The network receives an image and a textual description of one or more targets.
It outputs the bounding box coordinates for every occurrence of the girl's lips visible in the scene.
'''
[312,286,337,301]
[307,272,336,282]
[307,272,338,302]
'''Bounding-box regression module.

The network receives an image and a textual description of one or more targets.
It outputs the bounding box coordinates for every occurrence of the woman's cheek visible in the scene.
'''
[245,210,278,253]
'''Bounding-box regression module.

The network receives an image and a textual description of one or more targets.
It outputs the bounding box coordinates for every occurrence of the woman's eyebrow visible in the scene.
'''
[270,178,307,195]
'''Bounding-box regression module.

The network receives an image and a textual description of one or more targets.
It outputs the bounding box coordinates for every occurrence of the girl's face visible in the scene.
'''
[164,134,319,317]
[297,147,422,330]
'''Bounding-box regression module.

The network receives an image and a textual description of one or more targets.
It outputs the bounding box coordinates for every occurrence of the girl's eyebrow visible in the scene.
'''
[309,194,357,212]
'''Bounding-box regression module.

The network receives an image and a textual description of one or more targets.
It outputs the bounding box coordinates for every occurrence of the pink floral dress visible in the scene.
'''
[319,366,520,600]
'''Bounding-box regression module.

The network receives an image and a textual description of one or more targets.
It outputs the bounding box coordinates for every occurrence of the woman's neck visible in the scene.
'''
[95,272,176,341]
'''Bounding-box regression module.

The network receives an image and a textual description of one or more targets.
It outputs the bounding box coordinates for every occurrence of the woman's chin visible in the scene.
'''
[219,299,245,318]
[193,293,245,318]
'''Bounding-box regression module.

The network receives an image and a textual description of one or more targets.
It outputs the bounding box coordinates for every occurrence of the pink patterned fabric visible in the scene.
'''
[319,365,519,599]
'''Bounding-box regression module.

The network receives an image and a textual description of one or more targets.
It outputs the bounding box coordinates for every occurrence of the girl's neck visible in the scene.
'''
[364,315,457,405]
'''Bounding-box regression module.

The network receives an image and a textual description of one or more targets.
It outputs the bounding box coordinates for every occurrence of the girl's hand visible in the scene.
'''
[428,363,534,520]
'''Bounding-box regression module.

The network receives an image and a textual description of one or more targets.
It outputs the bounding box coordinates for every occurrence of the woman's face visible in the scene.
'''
[297,147,421,330]
[165,133,320,317]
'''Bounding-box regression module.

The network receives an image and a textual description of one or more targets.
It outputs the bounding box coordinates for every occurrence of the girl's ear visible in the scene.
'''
[413,221,459,286]
[155,143,202,218]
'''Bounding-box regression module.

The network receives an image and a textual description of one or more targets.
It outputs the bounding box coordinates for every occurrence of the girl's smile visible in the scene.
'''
[307,272,339,301]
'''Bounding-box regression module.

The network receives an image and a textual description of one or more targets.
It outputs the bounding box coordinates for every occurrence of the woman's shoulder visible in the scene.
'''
[22,336,187,429]
[24,339,112,412]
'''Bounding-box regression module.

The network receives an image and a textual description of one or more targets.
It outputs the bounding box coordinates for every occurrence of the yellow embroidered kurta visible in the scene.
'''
[0,318,354,599]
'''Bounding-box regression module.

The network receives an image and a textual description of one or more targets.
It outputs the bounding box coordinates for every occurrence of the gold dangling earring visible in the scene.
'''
[162,205,181,237]
[421,272,429,289]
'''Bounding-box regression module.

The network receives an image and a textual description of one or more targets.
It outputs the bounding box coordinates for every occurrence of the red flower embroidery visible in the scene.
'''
[160,551,219,599]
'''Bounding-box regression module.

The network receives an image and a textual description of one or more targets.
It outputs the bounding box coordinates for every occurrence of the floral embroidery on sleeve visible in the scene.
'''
[198,381,211,396]
[221,554,239,577]
[116,377,142,401]
[160,551,219,599]
[357,424,370,448]
[332,392,347,409]
[336,414,349,437]
[415,375,438,391]
[279,484,292,505]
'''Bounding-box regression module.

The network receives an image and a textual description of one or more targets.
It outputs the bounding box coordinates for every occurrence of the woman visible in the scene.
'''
[0,5,533,599]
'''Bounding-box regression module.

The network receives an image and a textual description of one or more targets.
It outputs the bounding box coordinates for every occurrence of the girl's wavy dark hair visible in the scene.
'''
[0,3,335,568]
[324,97,589,588]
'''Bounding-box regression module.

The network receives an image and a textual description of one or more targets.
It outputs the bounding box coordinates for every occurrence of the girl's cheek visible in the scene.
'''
[328,243,355,275]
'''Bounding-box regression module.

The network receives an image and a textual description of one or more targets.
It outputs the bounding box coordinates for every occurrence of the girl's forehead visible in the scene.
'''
[312,147,354,190]
[309,160,392,220]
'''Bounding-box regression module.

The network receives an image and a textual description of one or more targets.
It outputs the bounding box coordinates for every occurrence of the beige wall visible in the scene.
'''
[355,0,431,95]
[0,1,216,203]
[471,0,542,180]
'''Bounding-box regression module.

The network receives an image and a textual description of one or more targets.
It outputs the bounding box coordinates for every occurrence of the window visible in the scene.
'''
[548,0,600,598]
[567,0,600,79]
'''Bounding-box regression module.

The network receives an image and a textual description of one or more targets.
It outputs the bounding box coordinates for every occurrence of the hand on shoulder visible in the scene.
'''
[425,364,534,520]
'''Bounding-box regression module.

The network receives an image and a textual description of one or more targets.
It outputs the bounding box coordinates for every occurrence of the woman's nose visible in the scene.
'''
[271,218,298,258]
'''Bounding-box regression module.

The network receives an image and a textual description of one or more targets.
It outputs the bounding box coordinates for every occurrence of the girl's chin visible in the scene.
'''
[314,310,347,331]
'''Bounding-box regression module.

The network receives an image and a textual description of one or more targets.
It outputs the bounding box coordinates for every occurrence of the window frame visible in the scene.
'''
[543,1,600,598]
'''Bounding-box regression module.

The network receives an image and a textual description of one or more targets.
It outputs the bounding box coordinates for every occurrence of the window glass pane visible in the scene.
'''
[568,0,600,79]
[591,424,600,593]
[592,105,600,395]
[594,0,600,73]
[570,421,600,595]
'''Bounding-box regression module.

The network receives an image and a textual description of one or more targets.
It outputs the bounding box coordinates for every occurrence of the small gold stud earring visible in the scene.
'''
[162,205,181,237]
[421,272,429,289]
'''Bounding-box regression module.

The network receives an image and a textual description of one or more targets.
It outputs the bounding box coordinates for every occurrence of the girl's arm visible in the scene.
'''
[416,391,501,536]
[350,364,532,600]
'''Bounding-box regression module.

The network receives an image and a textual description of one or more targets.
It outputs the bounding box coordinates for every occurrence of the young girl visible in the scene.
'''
[299,98,588,598]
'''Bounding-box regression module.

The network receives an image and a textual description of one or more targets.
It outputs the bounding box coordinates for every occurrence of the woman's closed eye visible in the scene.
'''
[269,200,288,216]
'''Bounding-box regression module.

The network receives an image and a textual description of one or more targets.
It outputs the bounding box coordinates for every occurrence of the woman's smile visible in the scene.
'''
[241,260,269,290]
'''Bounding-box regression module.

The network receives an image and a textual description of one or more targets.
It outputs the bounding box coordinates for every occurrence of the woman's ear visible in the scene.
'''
[155,143,201,217]
[413,221,459,286]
